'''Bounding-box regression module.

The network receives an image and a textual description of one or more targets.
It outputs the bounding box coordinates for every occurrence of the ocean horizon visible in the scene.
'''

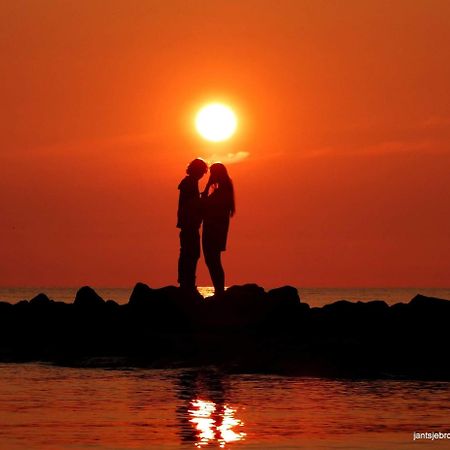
[1,286,449,308]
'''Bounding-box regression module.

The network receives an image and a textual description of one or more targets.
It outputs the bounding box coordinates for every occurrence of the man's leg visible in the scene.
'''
[178,228,200,289]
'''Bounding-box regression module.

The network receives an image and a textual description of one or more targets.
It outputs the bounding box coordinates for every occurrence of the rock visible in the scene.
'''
[14,300,29,309]
[321,299,388,317]
[359,300,389,312]
[322,299,355,314]
[265,286,309,331]
[106,299,119,308]
[267,286,302,307]
[30,293,52,306]
[74,286,105,308]
[409,294,450,309]
[197,284,267,328]
[128,282,154,306]
[0,301,13,314]
[128,283,186,308]
[390,302,406,312]
[403,294,450,334]
[225,283,266,298]
[0,284,449,379]
[127,283,196,332]
[154,285,184,302]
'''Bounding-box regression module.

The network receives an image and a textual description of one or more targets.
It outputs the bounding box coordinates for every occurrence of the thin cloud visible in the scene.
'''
[204,151,250,164]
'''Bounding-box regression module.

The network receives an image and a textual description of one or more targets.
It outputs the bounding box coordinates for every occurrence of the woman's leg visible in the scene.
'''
[204,248,225,294]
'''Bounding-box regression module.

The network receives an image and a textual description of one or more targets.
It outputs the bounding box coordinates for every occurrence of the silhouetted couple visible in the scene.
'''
[177,158,235,296]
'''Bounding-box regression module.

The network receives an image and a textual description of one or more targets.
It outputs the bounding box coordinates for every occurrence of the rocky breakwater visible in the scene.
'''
[0,284,449,379]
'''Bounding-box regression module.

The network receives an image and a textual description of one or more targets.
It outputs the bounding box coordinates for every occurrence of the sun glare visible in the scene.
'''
[195,103,237,142]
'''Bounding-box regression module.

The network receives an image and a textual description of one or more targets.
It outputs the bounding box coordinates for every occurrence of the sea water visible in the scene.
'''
[0,364,449,450]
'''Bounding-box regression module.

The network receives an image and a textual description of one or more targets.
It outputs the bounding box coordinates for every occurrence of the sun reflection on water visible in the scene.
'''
[188,398,246,448]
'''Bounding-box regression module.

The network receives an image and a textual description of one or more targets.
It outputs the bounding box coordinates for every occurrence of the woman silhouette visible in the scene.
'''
[201,163,235,295]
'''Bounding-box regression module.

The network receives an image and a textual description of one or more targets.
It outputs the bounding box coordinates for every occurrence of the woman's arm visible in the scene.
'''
[201,179,214,198]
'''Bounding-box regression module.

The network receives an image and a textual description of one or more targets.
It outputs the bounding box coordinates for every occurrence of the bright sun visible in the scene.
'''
[195,103,237,142]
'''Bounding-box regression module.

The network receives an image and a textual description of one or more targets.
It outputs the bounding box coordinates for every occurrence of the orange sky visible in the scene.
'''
[1,0,449,288]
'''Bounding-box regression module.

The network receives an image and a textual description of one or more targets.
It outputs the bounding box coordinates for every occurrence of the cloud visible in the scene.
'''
[204,151,250,164]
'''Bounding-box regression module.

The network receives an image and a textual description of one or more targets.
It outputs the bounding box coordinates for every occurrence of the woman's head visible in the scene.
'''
[209,162,230,184]
[208,162,235,216]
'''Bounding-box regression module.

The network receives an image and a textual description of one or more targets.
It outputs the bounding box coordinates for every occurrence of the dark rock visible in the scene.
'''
[322,299,355,314]
[154,285,185,302]
[30,293,52,306]
[223,284,267,318]
[128,282,153,306]
[74,286,105,308]
[0,285,449,379]
[128,283,187,312]
[361,299,389,310]
[196,284,268,328]
[390,302,407,312]
[321,299,388,317]
[265,286,309,332]
[267,285,301,306]
[126,284,197,334]
[106,299,119,308]
[409,294,450,309]
[14,300,29,308]
[225,283,266,300]
[0,301,13,312]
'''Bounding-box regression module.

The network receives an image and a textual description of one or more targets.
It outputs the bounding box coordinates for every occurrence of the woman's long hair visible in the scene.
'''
[209,162,235,217]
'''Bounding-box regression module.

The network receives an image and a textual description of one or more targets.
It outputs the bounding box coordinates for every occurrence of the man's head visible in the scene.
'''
[186,158,208,180]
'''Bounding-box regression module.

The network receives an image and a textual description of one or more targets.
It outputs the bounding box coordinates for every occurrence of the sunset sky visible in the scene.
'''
[1,0,449,288]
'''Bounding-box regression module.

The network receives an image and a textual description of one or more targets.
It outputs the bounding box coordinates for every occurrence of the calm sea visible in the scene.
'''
[0,286,449,307]
[0,364,449,450]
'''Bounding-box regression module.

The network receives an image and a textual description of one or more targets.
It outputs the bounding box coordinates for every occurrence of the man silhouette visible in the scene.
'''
[177,158,208,291]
